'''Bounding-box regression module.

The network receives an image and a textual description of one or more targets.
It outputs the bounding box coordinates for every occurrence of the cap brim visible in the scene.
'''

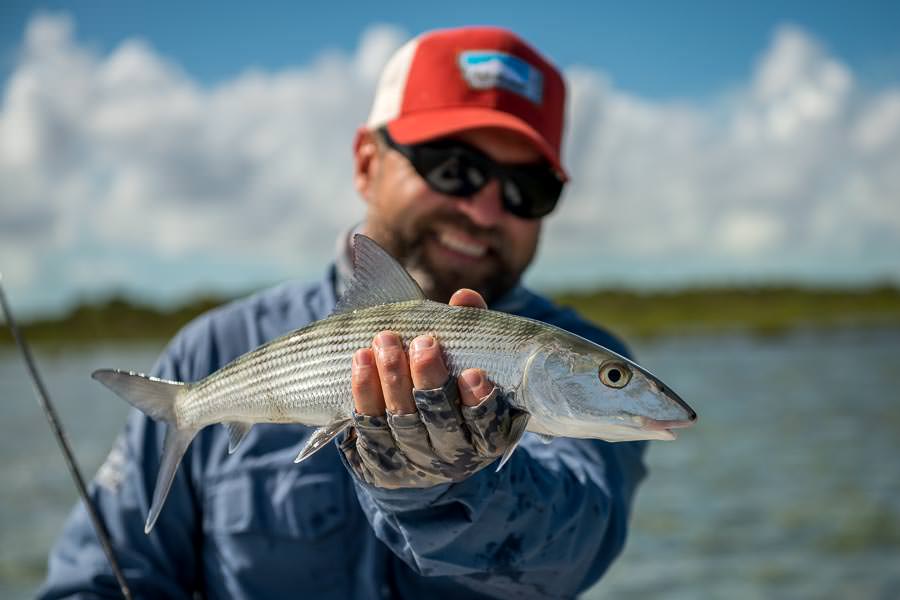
[385,108,568,181]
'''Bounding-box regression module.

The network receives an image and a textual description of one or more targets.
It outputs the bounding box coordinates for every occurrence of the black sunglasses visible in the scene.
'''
[378,127,564,220]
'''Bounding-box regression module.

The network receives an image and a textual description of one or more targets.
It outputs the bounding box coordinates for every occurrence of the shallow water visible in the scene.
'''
[1,329,898,599]
[0,343,159,598]
[590,328,900,599]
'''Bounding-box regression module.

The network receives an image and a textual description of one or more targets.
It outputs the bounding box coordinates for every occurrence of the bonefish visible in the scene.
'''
[93,234,697,533]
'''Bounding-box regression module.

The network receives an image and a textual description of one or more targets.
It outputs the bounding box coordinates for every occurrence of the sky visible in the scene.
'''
[1,2,899,317]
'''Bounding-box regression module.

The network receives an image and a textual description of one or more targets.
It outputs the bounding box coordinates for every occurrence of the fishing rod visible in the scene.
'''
[0,274,134,600]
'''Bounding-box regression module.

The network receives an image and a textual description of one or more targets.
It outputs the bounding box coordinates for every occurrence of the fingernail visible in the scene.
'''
[461,369,483,391]
[410,336,434,356]
[374,332,399,349]
[354,349,372,367]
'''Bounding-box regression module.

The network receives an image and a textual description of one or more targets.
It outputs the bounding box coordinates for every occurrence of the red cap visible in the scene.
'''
[367,27,568,180]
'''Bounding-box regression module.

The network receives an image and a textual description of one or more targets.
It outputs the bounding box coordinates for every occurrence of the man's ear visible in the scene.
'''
[353,127,381,203]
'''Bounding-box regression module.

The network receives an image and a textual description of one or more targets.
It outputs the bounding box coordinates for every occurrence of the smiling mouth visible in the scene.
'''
[436,230,489,259]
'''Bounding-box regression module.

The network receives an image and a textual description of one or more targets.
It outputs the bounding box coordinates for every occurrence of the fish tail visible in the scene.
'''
[92,369,198,533]
[92,369,186,421]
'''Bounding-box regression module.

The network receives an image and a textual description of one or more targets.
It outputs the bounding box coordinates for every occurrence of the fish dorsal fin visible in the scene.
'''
[332,234,425,315]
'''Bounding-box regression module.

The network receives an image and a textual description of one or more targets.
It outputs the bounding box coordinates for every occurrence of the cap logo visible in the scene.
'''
[458,51,543,104]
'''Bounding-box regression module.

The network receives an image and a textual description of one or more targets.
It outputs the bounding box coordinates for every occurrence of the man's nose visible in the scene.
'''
[454,179,504,227]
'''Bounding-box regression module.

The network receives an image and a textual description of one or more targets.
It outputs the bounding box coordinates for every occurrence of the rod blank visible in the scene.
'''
[0,275,133,600]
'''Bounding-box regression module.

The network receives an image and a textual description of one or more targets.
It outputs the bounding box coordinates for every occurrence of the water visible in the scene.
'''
[590,328,900,599]
[1,330,898,599]
[0,343,161,599]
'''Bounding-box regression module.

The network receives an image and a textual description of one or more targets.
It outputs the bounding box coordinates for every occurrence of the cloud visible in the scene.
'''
[545,24,900,286]
[1,16,898,316]
[0,14,406,314]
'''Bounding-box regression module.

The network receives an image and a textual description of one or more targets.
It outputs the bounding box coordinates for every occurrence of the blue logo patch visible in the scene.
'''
[459,51,543,104]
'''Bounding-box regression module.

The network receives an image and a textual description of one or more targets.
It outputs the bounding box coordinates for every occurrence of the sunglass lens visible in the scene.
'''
[465,164,487,188]
[503,170,562,218]
[384,127,563,219]
[503,179,524,210]
[424,155,465,193]
[419,149,486,196]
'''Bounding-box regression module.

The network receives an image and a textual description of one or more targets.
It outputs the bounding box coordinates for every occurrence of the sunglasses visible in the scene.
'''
[378,127,564,220]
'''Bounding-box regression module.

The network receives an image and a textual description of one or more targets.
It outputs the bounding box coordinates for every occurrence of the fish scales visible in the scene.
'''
[181,304,528,426]
[91,233,697,534]
[176,301,542,429]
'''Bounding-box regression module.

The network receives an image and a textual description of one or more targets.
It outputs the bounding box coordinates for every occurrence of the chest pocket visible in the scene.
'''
[202,462,354,597]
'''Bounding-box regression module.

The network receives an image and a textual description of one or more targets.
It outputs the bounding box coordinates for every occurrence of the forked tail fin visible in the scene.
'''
[92,369,184,421]
[92,369,198,533]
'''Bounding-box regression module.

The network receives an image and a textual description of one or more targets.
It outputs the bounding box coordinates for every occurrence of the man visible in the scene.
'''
[40,26,647,599]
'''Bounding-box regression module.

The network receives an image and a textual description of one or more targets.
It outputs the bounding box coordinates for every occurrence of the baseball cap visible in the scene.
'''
[366,26,568,180]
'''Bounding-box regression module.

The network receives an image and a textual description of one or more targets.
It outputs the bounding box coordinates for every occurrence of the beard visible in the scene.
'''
[364,211,532,305]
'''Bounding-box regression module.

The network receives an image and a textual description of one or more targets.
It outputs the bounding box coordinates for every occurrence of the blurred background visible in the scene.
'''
[2,1,899,598]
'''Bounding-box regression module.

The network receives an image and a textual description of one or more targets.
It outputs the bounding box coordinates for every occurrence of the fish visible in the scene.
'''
[93,234,697,533]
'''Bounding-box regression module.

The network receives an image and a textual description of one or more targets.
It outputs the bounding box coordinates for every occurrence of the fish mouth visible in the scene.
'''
[639,416,696,440]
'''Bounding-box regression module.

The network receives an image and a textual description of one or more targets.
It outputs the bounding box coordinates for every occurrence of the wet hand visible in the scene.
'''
[341,289,526,488]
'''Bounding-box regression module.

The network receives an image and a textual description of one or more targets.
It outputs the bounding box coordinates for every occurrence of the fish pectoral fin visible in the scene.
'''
[294,419,352,463]
[146,425,199,534]
[330,234,425,316]
[496,410,530,472]
[224,422,253,454]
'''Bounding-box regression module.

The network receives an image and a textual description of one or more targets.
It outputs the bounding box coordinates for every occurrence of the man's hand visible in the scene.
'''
[340,289,526,488]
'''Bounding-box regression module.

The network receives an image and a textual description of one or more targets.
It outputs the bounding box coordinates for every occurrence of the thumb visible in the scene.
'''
[448,288,487,309]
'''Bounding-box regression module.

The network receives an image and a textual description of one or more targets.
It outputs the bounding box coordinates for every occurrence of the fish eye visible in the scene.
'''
[598,361,631,388]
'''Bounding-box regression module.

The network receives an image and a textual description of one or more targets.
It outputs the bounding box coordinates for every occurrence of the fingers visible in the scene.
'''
[456,369,511,459]
[460,386,510,458]
[354,331,449,416]
[458,368,495,407]
[353,288,482,418]
[346,325,516,484]
[413,378,469,463]
[352,349,384,416]
[345,412,419,489]
[449,288,487,309]
[409,335,448,390]
[373,332,415,415]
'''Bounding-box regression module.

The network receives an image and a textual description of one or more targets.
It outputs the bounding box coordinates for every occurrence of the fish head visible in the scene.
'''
[521,331,697,442]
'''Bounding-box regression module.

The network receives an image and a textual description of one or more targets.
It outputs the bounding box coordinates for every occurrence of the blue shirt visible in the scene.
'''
[39,265,647,599]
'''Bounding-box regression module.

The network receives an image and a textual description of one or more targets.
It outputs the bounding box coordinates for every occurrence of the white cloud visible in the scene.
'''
[543,23,899,287]
[853,90,900,153]
[716,212,785,256]
[0,14,409,314]
[0,14,898,316]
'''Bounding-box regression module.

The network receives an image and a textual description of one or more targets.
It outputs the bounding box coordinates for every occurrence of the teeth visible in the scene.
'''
[438,232,487,258]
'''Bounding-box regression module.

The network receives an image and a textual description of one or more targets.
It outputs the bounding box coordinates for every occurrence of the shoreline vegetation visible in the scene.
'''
[2,284,900,347]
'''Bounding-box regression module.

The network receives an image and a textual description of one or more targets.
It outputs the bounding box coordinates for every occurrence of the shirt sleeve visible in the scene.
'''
[342,312,648,599]
[37,345,202,599]
[345,434,647,599]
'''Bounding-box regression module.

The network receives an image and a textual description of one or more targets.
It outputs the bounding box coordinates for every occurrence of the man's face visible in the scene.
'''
[357,127,544,304]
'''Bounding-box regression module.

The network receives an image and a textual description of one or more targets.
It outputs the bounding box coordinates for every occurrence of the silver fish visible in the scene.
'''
[94,234,696,533]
